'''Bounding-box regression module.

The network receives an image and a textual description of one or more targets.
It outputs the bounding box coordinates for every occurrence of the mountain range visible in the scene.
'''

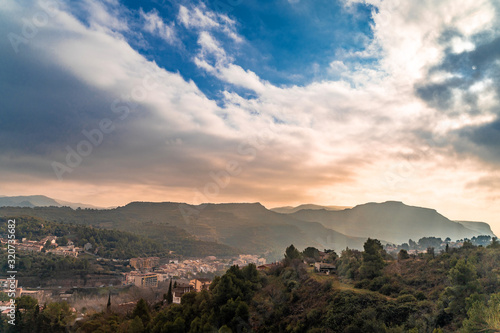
[0,196,495,257]
[0,195,103,209]
[288,201,495,245]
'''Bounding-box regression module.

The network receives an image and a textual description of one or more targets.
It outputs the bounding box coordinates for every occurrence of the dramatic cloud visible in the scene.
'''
[1,0,500,234]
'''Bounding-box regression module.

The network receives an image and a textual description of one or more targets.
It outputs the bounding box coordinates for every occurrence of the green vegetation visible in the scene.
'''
[0,296,75,333]
[0,203,365,256]
[3,238,500,332]
[0,216,168,259]
[0,251,93,286]
[359,238,385,279]
[0,216,237,258]
[284,244,301,260]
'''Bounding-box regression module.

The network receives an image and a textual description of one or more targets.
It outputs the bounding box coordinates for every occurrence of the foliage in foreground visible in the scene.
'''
[3,239,500,332]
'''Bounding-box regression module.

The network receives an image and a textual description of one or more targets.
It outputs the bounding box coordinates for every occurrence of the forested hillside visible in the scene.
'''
[3,238,500,332]
[0,216,238,257]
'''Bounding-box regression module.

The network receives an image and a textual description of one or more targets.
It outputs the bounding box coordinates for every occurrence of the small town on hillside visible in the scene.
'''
[0,234,270,315]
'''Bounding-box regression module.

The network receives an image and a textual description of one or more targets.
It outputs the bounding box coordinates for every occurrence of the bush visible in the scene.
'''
[380,283,400,296]
[369,276,389,291]
[396,294,417,304]
[354,279,371,289]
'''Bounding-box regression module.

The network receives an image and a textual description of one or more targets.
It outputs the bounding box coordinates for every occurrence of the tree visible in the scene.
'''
[488,237,500,248]
[106,293,111,312]
[444,259,480,318]
[22,258,32,270]
[359,238,385,279]
[462,293,500,332]
[336,248,362,279]
[219,325,232,333]
[39,302,76,332]
[166,279,173,304]
[398,249,409,260]
[132,299,151,326]
[302,247,320,260]
[284,244,301,260]
[462,240,475,249]
[57,236,68,246]
[129,316,144,333]
[242,263,259,284]
[427,247,435,258]
[325,251,338,263]
[15,295,39,332]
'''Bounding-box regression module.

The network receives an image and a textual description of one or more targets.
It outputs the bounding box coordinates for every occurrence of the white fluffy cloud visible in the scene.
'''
[140,8,177,44]
[178,3,242,42]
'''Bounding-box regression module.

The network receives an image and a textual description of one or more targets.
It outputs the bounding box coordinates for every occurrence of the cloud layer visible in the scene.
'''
[1,0,500,234]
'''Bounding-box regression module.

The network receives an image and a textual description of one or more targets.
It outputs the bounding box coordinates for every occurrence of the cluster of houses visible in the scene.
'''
[0,235,93,258]
[125,254,266,282]
[130,257,160,270]
[121,254,266,305]
[121,270,211,305]
[384,238,471,255]
[122,256,226,287]
[231,254,267,267]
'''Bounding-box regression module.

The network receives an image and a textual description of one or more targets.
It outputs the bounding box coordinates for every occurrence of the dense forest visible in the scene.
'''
[2,238,500,332]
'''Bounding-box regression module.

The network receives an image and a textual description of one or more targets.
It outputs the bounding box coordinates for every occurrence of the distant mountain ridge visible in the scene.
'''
[455,221,495,236]
[0,197,495,257]
[0,201,366,255]
[289,201,496,245]
[271,204,351,214]
[0,195,103,209]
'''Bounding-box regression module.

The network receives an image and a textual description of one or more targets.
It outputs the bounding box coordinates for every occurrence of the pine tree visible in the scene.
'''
[284,244,301,260]
[359,238,385,279]
[106,293,111,311]
[166,279,173,304]
[132,298,151,326]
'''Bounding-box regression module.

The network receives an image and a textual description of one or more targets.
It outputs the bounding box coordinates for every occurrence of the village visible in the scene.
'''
[0,235,85,257]
[0,233,270,315]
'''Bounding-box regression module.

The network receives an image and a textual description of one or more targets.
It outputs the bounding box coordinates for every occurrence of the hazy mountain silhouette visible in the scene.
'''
[0,198,494,254]
[290,201,495,244]
[455,220,495,236]
[0,195,103,209]
[0,201,365,254]
[271,204,351,214]
[0,195,60,207]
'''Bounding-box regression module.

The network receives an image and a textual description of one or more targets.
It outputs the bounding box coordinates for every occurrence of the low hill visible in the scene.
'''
[290,201,495,245]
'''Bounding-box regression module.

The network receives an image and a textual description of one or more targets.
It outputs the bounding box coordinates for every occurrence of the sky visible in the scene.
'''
[1,0,500,234]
